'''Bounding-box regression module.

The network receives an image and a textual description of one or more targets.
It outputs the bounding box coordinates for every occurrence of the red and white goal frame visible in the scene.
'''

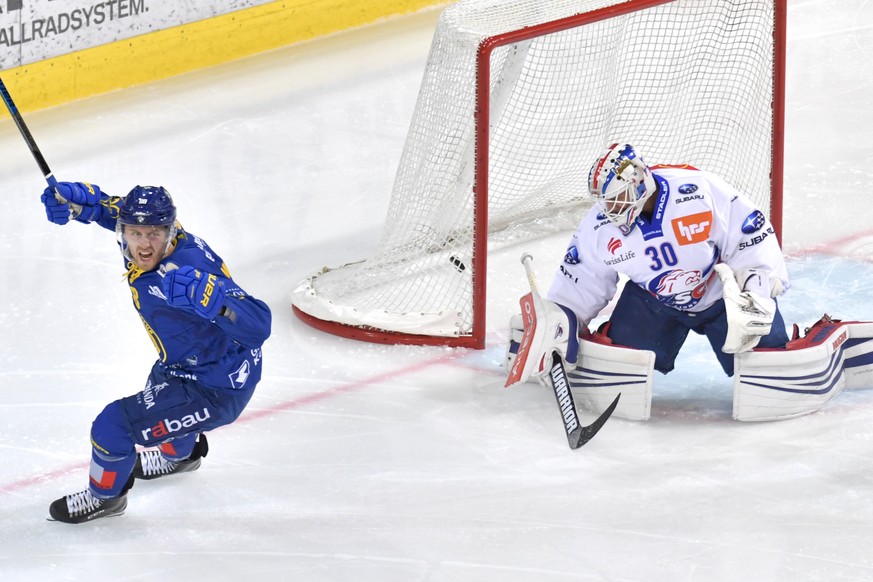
[292,0,787,349]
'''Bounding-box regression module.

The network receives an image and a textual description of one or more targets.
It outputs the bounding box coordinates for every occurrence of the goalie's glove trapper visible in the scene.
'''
[715,263,776,354]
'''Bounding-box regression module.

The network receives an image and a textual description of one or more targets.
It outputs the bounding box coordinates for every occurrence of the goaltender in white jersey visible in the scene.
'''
[542,144,790,380]
[505,143,873,425]
[549,163,787,329]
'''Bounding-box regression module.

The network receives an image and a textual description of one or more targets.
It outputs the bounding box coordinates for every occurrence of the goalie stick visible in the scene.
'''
[0,76,81,218]
[546,349,620,449]
[518,253,620,449]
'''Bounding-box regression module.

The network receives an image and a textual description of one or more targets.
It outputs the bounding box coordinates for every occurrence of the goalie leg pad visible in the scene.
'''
[566,336,655,421]
[698,299,788,376]
[733,316,873,421]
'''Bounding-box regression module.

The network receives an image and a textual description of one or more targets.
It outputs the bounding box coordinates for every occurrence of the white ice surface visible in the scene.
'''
[2,3,873,581]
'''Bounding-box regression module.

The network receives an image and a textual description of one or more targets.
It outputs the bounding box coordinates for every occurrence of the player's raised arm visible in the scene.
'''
[40,181,119,230]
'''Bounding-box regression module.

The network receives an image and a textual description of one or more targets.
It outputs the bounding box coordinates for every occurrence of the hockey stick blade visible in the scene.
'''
[571,391,620,449]
[545,351,620,449]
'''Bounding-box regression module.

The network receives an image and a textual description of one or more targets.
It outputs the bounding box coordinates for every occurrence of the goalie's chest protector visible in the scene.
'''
[590,170,724,313]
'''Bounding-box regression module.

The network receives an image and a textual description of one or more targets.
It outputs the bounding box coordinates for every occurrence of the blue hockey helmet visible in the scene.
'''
[116,185,178,268]
[118,185,177,226]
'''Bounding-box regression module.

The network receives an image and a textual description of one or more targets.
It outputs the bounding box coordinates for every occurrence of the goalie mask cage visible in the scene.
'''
[292,0,786,348]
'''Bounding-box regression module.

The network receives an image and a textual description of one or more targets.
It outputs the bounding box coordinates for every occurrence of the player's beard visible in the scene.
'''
[132,241,164,271]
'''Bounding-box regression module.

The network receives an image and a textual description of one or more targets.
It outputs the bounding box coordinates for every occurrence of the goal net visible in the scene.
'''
[292,0,786,348]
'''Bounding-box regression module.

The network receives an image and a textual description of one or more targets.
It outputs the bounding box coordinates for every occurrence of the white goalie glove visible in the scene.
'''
[715,263,777,354]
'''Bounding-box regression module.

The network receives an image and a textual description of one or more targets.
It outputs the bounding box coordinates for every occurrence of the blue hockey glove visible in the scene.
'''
[40,189,71,224]
[58,182,103,223]
[41,182,104,224]
[162,265,227,320]
[55,182,102,206]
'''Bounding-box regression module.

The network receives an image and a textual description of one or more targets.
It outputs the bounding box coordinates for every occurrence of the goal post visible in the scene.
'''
[292,0,787,349]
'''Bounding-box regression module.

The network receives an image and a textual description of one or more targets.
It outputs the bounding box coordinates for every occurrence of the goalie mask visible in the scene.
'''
[588,143,657,235]
[116,185,178,268]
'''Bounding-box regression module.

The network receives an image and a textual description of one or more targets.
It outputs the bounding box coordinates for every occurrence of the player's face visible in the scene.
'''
[123,225,170,271]
[603,196,634,217]
[601,184,636,219]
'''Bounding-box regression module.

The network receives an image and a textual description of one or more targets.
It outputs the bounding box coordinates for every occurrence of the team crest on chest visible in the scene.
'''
[648,269,709,310]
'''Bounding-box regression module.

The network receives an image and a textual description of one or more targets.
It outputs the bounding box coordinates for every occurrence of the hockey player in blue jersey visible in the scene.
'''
[40,182,271,524]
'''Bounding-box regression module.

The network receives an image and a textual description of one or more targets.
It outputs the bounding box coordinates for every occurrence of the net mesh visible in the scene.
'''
[293,0,777,340]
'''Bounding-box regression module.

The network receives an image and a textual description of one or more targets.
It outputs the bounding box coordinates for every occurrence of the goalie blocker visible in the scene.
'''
[506,254,621,449]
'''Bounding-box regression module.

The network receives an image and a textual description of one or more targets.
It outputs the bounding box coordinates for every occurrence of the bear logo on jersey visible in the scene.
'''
[648,269,708,309]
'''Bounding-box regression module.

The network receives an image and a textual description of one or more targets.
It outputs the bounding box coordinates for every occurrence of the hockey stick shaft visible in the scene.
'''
[0,76,81,217]
[520,253,619,449]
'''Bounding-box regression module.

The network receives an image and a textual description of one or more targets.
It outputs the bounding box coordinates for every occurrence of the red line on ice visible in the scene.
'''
[6,229,873,496]
[0,350,468,496]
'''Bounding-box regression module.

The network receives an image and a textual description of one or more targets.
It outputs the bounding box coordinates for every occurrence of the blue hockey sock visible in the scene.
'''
[89,448,136,499]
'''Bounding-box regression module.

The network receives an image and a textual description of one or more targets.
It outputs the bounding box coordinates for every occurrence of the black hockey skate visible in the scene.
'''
[133,433,209,480]
[49,476,134,524]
